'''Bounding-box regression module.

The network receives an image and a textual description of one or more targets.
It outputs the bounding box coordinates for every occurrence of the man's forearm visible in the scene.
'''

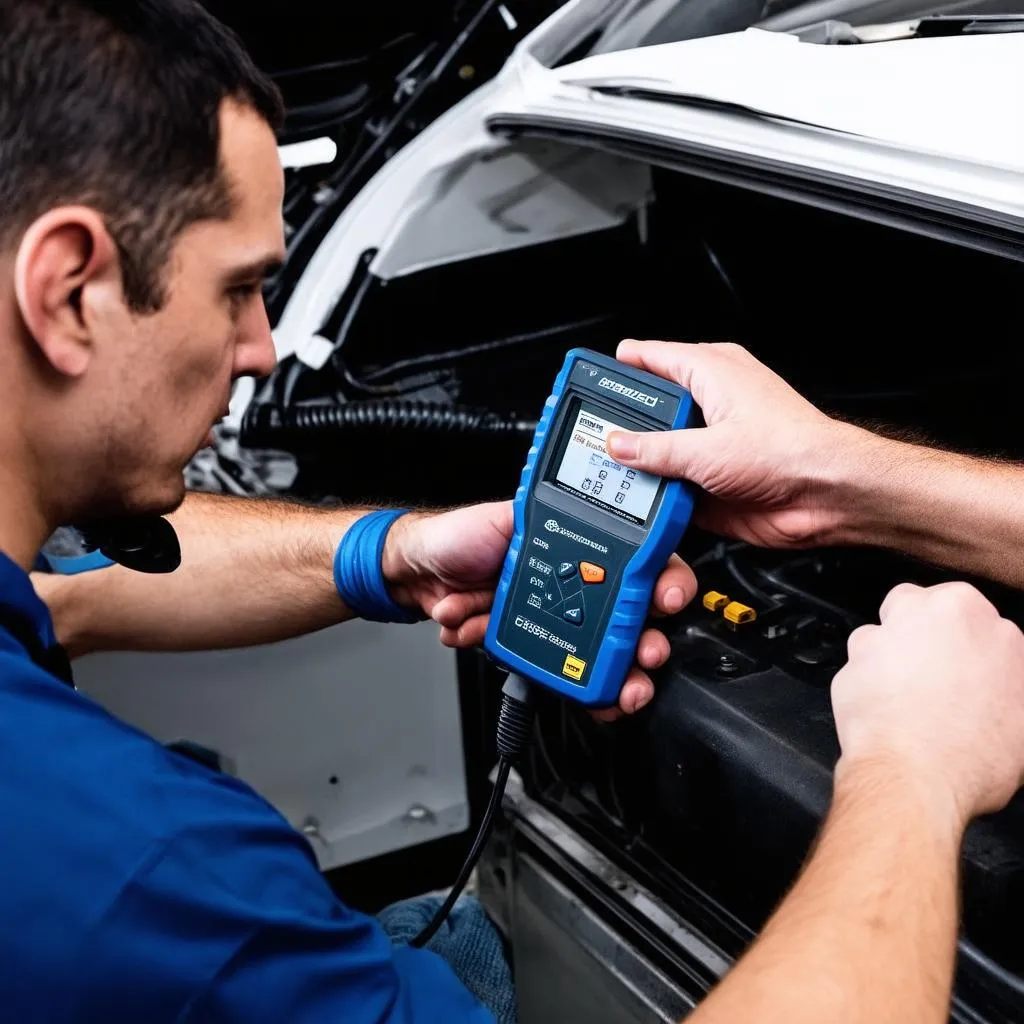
[40,493,384,657]
[688,757,963,1024]
[827,426,1024,588]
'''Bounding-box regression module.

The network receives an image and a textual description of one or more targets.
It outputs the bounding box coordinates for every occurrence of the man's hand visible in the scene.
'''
[383,502,697,719]
[606,340,879,548]
[604,339,1024,590]
[687,582,1024,1024]
[833,581,1024,824]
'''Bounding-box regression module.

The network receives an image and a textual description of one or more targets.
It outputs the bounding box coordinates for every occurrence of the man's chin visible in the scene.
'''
[148,480,188,518]
[82,479,187,523]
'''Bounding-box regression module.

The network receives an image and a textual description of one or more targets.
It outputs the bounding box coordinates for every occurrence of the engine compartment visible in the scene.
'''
[234,152,1024,1013]
[239,158,1024,503]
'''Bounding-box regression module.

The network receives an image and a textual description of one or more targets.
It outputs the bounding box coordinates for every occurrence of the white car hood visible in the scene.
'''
[556,28,1024,174]
[267,0,1024,384]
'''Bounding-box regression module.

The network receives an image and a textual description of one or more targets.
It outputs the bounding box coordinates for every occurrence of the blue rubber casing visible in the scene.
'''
[484,348,699,708]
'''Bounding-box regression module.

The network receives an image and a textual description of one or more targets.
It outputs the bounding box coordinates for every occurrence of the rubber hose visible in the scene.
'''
[240,400,536,448]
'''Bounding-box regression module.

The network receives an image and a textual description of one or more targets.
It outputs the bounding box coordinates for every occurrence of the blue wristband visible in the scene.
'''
[333,510,422,624]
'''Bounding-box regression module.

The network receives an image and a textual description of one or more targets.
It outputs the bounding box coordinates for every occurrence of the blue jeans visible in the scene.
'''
[379,895,516,1024]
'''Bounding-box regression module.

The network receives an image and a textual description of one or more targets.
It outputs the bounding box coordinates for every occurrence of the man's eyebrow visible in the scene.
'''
[226,256,285,284]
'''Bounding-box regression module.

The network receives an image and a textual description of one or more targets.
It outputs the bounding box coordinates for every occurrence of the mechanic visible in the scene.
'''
[0,3,688,1023]
[43,339,1024,1024]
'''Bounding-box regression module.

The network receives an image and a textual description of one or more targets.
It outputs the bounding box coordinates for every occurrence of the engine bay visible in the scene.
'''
[226,150,1024,1013]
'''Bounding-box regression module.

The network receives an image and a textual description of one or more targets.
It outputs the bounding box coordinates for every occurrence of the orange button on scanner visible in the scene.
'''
[580,562,606,584]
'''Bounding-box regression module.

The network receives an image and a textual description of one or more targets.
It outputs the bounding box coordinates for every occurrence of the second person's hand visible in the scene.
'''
[606,340,885,549]
[833,581,1024,826]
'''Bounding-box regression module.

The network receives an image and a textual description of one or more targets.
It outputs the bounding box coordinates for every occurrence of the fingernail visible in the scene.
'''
[634,687,653,712]
[608,432,637,461]
[664,587,684,613]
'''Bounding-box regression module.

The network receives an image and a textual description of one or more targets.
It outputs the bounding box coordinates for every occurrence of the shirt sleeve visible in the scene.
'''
[71,764,495,1024]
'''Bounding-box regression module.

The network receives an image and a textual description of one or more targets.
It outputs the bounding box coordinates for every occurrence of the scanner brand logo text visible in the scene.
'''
[543,519,609,554]
[598,376,659,408]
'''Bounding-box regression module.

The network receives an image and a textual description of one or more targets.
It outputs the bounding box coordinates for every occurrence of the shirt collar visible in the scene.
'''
[0,550,57,648]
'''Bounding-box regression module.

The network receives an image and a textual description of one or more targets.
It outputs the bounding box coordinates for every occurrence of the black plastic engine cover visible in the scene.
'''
[640,583,1024,981]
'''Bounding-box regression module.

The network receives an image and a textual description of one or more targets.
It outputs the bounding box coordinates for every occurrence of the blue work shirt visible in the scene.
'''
[0,552,494,1024]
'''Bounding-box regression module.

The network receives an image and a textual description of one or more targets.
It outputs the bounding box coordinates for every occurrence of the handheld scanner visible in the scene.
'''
[484,348,699,708]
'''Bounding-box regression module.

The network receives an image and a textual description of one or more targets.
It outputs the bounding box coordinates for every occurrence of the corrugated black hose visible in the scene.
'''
[240,400,538,449]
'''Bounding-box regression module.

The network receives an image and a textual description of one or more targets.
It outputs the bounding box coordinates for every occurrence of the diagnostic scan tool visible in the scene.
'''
[484,348,699,707]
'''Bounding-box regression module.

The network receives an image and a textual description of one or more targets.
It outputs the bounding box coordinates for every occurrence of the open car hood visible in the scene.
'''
[555,27,1024,173]
[266,0,1023,373]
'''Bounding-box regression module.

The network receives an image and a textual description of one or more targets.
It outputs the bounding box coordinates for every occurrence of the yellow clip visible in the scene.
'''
[703,591,730,612]
[723,601,757,625]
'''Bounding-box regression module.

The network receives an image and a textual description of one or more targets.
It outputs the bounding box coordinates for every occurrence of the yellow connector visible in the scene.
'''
[703,591,730,612]
[723,601,757,625]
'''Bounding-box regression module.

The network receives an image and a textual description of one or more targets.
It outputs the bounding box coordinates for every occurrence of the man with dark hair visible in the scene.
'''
[1,0,285,314]
[14,2,1024,1022]
[0,2,690,1021]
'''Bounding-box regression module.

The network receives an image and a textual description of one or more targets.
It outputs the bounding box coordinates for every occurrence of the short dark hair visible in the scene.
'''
[0,0,284,312]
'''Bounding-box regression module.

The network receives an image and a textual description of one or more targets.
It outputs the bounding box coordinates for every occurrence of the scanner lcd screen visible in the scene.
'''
[554,407,661,525]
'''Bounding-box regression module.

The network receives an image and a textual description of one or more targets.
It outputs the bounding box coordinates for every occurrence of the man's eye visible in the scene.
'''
[227,283,260,313]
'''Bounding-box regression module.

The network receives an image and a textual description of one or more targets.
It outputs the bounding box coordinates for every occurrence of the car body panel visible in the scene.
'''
[267,1,1022,386]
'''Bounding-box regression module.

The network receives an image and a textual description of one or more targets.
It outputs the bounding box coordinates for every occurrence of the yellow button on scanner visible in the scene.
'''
[562,654,587,681]
[702,591,730,612]
[723,601,757,625]
[580,561,606,584]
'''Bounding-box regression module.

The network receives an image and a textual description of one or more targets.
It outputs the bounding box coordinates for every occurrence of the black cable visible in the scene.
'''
[411,674,535,949]
[757,565,860,628]
[358,315,615,385]
[959,938,1024,1002]
[277,0,506,300]
[691,541,729,569]
[410,757,511,950]
[699,237,743,320]
[271,33,420,79]
[336,365,451,399]
[724,553,782,611]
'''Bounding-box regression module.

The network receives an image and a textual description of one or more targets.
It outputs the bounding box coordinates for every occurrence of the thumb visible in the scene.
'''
[607,427,712,484]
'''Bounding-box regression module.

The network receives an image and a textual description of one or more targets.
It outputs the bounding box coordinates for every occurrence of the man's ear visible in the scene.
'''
[13,207,119,378]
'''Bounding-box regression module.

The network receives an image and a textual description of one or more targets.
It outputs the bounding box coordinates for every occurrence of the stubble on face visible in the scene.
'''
[73,101,283,523]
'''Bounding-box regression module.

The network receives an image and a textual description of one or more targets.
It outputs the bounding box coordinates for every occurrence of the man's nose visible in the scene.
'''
[235,301,278,380]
